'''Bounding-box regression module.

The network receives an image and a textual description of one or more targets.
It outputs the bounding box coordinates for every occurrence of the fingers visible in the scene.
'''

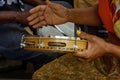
[46,0,50,4]
[29,5,46,14]
[27,11,42,21]
[73,52,91,61]
[27,5,46,28]
[32,21,47,28]
[77,31,93,40]
[73,51,93,61]
[29,16,44,25]
[27,5,45,22]
[28,12,46,28]
[74,52,86,58]
[46,0,52,5]
[27,12,45,27]
[46,0,62,11]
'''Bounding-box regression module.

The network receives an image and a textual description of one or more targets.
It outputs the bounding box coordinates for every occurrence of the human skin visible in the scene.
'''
[27,0,102,28]
[27,0,120,60]
[0,0,43,25]
[74,31,120,61]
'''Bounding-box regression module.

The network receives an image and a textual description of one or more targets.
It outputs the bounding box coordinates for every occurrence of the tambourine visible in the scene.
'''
[20,35,87,53]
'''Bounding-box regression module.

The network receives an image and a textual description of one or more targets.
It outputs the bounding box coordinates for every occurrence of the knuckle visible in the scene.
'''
[84,54,91,60]
[86,59,92,62]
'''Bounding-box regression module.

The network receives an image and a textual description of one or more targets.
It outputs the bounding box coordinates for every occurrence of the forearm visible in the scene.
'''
[0,11,28,24]
[22,0,44,6]
[106,42,120,58]
[68,6,102,26]
[0,11,18,23]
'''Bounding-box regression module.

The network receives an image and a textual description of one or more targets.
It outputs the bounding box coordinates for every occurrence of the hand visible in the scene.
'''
[27,0,69,28]
[16,11,30,25]
[74,31,108,61]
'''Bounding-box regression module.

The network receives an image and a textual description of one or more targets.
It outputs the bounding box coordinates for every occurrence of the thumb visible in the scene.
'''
[46,0,62,10]
[77,31,92,40]
[46,0,52,5]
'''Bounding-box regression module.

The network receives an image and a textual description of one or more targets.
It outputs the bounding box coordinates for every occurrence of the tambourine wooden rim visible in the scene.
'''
[20,35,87,53]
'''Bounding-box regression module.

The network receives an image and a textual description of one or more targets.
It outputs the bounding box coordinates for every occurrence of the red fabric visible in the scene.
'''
[98,0,120,45]
[98,0,114,33]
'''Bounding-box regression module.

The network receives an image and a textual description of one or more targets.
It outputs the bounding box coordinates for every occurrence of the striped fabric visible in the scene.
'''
[111,0,120,39]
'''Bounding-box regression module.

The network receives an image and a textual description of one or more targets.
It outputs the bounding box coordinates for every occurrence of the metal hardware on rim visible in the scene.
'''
[20,35,87,53]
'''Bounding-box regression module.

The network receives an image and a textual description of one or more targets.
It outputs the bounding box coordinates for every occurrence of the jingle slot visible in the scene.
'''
[48,42,66,47]
[25,41,35,46]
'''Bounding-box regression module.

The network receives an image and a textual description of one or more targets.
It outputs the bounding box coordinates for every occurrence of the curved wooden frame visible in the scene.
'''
[20,35,87,53]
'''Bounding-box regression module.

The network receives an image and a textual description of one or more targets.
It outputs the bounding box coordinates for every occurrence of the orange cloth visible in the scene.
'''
[98,0,120,45]
[99,0,120,45]
[98,0,114,33]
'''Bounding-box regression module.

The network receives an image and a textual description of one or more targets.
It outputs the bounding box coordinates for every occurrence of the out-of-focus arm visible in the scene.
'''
[68,5,103,26]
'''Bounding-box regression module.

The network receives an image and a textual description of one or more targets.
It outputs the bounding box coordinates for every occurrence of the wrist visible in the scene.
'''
[67,9,73,22]
[15,11,20,22]
[105,42,113,54]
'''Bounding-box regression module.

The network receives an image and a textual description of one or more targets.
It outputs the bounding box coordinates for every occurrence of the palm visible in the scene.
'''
[44,5,68,25]
[85,37,107,60]
[27,1,69,28]
[74,32,107,61]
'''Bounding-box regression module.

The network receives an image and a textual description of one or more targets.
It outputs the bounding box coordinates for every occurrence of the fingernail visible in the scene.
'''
[76,30,81,35]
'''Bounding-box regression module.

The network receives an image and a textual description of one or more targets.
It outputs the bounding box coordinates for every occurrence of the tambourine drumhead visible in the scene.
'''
[37,22,75,37]
[56,22,74,36]
[37,26,63,36]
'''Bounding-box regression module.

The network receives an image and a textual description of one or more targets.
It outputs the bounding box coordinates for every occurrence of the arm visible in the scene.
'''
[0,11,17,23]
[0,0,44,24]
[0,0,43,24]
[22,0,44,6]
[27,1,103,28]
[0,11,29,24]
[68,6,103,26]
[106,43,120,58]
[74,31,120,61]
